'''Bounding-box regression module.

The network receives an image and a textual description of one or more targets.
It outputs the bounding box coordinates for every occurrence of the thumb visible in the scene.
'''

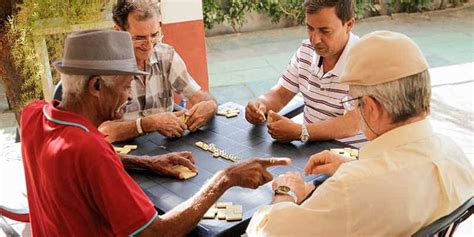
[173,110,186,117]
[268,110,284,121]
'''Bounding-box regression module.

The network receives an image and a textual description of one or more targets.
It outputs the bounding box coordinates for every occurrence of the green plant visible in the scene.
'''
[5,0,109,112]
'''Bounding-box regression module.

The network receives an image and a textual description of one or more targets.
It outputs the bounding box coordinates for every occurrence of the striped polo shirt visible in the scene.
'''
[279,33,359,124]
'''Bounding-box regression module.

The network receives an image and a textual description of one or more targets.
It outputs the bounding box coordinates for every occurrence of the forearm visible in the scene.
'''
[99,120,140,143]
[189,91,217,111]
[256,86,295,113]
[307,112,360,141]
[142,172,231,236]
[119,154,152,170]
[271,195,296,204]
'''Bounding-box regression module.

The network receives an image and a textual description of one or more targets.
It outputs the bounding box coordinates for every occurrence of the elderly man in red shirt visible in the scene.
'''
[20,29,289,237]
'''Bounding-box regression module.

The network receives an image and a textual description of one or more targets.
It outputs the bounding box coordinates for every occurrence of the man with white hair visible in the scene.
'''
[20,29,290,236]
[246,31,474,236]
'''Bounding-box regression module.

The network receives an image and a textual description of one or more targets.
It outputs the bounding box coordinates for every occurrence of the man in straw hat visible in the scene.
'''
[99,0,218,143]
[246,31,473,236]
[20,29,290,236]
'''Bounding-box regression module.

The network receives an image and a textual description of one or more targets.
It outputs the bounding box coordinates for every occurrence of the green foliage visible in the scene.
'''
[5,0,108,110]
[203,0,432,31]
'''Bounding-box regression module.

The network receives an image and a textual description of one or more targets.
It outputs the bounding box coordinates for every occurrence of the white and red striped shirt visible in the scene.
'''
[279,33,367,147]
[279,33,359,124]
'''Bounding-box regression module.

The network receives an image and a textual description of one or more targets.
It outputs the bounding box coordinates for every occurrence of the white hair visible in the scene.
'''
[351,70,431,124]
[61,74,117,98]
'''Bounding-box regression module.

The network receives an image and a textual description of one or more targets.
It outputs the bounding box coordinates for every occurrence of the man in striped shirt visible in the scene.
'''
[246,0,361,143]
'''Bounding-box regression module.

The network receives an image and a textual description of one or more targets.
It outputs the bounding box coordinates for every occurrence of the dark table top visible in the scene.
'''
[117,103,348,237]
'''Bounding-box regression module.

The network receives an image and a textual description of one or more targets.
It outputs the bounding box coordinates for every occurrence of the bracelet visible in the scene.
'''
[136,118,144,135]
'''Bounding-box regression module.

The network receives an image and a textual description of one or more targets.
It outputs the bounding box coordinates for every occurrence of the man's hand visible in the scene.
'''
[267,111,301,143]
[186,100,217,132]
[143,110,187,138]
[304,150,352,176]
[146,151,197,179]
[223,157,291,189]
[245,101,267,125]
[272,172,315,204]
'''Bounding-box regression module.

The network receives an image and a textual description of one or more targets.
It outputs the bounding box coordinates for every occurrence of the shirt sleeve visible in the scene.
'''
[85,147,157,236]
[166,47,201,99]
[246,177,349,236]
[278,48,302,94]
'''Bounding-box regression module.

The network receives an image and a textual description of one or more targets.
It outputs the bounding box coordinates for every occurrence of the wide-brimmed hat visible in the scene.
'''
[340,31,429,86]
[53,29,148,76]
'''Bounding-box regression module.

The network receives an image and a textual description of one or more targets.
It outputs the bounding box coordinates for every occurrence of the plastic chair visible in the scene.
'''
[52,80,63,101]
[412,197,473,237]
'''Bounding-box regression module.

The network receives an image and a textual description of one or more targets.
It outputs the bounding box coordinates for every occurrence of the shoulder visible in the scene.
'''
[20,100,46,125]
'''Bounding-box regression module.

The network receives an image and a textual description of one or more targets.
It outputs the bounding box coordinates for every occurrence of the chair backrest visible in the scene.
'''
[52,80,63,101]
[412,197,473,237]
[0,205,29,223]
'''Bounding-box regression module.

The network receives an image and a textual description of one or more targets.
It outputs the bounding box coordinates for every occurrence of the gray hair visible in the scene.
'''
[351,70,431,124]
[112,0,161,30]
[61,74,116,98]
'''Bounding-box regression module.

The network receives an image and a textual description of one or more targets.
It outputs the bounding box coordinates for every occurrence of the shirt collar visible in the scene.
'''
[43,100,97,133]
[327,32,359,77]
[359,119,433,159]
[148,44,159,65]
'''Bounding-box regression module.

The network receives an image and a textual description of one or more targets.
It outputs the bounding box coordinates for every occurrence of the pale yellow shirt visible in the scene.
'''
[247,119,474,236]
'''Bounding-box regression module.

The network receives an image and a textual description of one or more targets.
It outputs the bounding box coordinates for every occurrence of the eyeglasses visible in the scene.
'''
[340,95,362,112]
[132,34,164,46]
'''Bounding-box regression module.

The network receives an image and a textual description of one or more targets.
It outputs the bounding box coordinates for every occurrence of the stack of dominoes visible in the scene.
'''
[113,145,138,154]
[216,108,240,118]
[203,202,242,221]
[195,141,238,162]
[330,147,359,160]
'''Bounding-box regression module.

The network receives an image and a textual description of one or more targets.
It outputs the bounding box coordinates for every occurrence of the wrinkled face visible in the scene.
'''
[126,12,162,63]
[306,7,353,58]
[99,75,134,121]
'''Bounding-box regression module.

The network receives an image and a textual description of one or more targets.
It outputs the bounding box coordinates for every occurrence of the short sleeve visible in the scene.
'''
[85,147,157,236]
[278,50,301,94]
[167,48,201,99]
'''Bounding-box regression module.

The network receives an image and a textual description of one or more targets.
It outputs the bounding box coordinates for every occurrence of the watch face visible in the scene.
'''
[277,185,290,193]
[302,135,309,142]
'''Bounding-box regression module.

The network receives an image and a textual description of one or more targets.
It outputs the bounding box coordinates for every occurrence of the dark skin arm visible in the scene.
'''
[136,158,291,237]
[119,151,197,179]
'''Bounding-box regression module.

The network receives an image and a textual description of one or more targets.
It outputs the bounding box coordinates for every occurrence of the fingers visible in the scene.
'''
[259,157,292,168]
[176,151,195,164]
[304,152,326,175]
[173,110,186,117]
[173,156,198,173]
[245,102,266,125]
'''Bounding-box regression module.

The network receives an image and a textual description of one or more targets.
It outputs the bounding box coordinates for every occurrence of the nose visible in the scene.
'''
[310,31,322,45]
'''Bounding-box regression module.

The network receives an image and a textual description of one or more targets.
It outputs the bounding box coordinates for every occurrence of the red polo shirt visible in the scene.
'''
[20,100,157,237]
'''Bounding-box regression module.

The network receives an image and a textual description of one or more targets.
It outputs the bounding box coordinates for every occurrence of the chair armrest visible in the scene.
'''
[0,205,30,223]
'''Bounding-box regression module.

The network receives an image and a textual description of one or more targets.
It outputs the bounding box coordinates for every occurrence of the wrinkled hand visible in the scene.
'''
[224,157,291,189]
[304,150,352,176]
[186,100,217,132]
[146,151,197,179]
[267,111,300,143]
[272,172,315,204]
[245,101,267,125]
[146,110,187,138]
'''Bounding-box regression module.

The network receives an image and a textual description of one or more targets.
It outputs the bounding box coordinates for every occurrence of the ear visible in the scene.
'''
[113,24,121,31]
[87,76,102,97]
[345,18,355,33]
[361,96,382,123]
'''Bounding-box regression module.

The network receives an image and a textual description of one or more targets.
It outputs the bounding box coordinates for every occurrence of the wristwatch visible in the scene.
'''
[274,185,298,203]
[300,124,309,143]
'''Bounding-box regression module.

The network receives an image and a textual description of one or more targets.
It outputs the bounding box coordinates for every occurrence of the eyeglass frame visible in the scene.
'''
[131,33,164,46]
[340,95,363,112]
